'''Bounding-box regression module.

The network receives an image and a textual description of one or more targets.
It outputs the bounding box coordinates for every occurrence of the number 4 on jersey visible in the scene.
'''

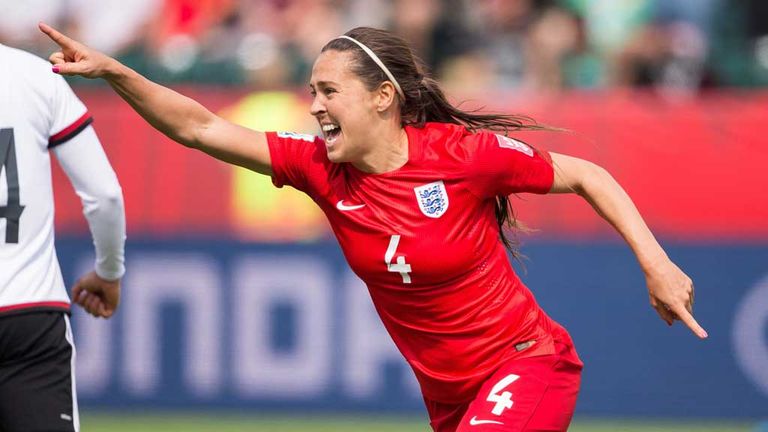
[487,374,520,415]
[385,235,412,284]
[0,129,25,244]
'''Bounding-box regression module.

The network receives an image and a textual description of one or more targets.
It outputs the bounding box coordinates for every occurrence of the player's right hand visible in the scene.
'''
[645,258,707,339]
[72,271,121,319]
[38,22,116,79]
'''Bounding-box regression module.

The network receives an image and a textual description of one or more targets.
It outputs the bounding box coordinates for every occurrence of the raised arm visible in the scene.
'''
[549,152,707,339]
[39,22,273,176]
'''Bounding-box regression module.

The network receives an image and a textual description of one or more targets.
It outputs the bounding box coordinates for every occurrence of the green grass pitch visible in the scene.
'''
[81,412,756,432]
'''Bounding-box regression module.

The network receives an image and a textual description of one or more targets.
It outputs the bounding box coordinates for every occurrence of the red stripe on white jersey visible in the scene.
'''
[49,112,92,147]
[0,301,71,314]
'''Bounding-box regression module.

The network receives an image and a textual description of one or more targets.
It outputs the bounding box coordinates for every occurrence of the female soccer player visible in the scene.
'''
[40,23,706,432]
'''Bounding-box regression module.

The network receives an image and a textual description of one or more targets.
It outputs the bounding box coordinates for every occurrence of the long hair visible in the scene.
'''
[322,27,550,259]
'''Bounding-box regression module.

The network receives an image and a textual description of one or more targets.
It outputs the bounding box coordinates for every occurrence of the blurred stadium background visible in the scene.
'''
[3,0,768,430]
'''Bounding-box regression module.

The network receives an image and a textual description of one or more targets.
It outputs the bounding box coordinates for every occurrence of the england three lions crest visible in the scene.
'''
[414,181,449,218]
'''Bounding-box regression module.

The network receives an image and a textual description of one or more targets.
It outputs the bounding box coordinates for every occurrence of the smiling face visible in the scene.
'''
[309,50,386,163]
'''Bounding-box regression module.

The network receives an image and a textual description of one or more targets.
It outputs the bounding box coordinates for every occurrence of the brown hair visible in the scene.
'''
[322,27,549,258]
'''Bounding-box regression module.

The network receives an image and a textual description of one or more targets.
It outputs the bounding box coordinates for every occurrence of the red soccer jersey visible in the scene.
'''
[267,122,563,403]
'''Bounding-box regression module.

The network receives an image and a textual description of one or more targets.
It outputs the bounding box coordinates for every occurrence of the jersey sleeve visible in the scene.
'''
[265,131,324,193]
[463,131,554,198]
[53,127,126,280]
[48,74,93,149]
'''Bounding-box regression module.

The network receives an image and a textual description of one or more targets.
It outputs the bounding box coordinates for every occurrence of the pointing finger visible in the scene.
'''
[670,303,708,339]
[38,22,76,49]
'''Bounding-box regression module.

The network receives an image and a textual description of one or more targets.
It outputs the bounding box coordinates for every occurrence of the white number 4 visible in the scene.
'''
[385,235,412,284]
[487,374,520,415]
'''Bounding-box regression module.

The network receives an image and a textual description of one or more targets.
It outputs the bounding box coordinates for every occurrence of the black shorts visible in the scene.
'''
[0,311,78,432]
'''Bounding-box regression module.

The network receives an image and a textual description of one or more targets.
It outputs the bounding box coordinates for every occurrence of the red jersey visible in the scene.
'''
[267,122,562,403]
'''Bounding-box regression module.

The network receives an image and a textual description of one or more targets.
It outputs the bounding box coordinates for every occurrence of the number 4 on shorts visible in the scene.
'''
[487,374,520,415]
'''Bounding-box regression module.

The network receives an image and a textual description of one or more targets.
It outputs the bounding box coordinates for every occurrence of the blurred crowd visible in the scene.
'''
[2,0,768,95]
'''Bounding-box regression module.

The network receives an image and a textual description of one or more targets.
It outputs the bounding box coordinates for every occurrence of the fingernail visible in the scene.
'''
[52,66,59,73]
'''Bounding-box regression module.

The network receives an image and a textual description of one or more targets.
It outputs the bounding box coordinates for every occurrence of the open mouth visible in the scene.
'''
[322,123,341,144]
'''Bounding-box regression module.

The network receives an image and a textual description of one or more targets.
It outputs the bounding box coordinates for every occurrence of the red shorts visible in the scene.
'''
[424,338,583,432]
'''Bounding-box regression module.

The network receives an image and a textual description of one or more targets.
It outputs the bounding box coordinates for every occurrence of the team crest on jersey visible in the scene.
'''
[495,134,533,157]
[414,181,449,218]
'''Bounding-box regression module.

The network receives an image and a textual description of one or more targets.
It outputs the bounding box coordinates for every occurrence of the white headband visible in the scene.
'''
[337,35,405,100]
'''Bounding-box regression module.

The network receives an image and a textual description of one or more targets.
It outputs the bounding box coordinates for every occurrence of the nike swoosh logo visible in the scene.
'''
[469,416,504,426]
[336,200,365,211]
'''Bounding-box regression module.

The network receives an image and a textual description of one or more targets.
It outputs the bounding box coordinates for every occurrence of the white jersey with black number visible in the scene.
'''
[0,44,121,314]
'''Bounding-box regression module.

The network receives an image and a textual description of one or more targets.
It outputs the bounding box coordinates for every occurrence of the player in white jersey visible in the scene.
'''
[0,43,126,432]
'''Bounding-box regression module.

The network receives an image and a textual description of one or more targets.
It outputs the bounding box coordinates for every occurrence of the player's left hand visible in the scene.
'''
[645,259,707,339]
[71,271,121,318]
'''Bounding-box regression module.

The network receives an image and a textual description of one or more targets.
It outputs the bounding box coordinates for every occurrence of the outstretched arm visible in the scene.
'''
[549,152,707,339]
[39,22,273,176]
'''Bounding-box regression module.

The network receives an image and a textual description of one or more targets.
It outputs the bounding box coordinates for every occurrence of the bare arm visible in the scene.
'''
[39,22,272,175]
[549,152,707,339]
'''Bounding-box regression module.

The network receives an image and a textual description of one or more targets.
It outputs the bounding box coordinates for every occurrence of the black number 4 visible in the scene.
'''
[0,128,25,243]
